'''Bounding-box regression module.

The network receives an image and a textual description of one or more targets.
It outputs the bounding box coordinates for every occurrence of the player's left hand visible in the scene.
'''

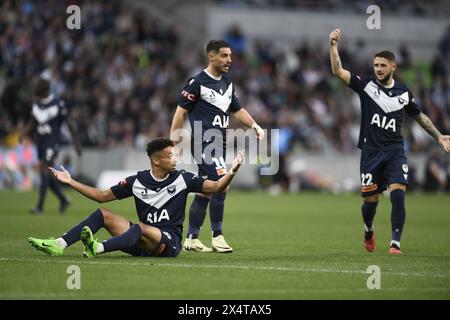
[49,165,72,184]
[230,150,245,174]
[252,123,265,141]
[438,135,450,152]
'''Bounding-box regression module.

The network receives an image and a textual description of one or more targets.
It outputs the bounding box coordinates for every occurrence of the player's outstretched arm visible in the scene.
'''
[329,28,351,85]
[170,106,189,145]
[233,108,265,140]
[49,166,117,203]
[202,151,245,193]
[414,113,450,152]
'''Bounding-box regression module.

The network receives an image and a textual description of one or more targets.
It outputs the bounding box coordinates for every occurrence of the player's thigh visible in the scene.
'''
[137,225,181,257]
[384,151,409,188]
[100,208,132,236]
[136,222,162,251]
[360,149,386,197]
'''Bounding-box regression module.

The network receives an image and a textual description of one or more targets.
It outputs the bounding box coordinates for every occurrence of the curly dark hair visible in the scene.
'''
[146,138,174,158]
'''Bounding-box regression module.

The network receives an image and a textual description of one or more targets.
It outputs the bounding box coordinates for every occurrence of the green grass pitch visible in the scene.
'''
[1,189,449,299]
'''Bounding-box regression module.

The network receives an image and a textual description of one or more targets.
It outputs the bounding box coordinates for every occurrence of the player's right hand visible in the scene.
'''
[49,165,72,184]
[438,135,450,152]
[329,28,341,45]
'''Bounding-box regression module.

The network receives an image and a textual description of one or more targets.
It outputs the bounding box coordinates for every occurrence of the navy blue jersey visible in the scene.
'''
[178,70,242,145]
[110,169,205,238]
[31,94,68,145]
[349,74,422,150]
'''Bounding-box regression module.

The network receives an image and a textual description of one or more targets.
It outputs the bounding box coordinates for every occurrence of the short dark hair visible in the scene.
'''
[206,40,231,54]
[35,78,50,99]
[146,138,174,158]
[374,50,396,62]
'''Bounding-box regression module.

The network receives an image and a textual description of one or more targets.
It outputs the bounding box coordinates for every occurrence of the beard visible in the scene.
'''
[376,71,393,85]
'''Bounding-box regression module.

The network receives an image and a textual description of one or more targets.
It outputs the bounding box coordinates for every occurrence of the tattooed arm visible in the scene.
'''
[415,112,450,152]
[329,28,351,85]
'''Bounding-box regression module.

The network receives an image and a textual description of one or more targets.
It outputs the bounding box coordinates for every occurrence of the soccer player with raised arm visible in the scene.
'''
[329,28,450,254]
[22,78,81,214]
[28,138,245,258]
[170,40,264,253]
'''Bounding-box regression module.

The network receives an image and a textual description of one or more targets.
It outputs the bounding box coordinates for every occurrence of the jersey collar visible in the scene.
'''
[203,68,222,81]
[149,170,169,182]
[376,79,395,89]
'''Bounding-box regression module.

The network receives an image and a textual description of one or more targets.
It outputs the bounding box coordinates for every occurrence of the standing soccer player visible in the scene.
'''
[170,40,265,253]
[329,29,450,254]
[22,78,82,214]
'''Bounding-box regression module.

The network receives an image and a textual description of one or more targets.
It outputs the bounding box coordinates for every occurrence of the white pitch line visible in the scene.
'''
[0,257,449,279]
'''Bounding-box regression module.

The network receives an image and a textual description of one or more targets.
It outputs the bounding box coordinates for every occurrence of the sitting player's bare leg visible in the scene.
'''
[100,208,133,237]
[136,222,163,253]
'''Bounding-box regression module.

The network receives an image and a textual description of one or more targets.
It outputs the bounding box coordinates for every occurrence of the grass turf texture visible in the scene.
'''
[1,190,449,299]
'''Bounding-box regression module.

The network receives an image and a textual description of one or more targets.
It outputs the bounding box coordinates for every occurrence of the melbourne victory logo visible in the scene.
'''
[167,185,176,195]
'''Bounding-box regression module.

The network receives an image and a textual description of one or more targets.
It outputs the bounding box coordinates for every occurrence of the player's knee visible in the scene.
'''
[390,188,405,202]
[390,184,406,192]
[364,194,379,203]
[99,208,113,221]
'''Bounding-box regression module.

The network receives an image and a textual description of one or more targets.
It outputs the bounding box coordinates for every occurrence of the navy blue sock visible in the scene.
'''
[391,189,406,242]
[36,173,49,210]
[187,195,210,238]
[49,175,67,203]
[210,193,226,237]
[61,209,104,246]
[103,224,142,253]
[361,201,378,231]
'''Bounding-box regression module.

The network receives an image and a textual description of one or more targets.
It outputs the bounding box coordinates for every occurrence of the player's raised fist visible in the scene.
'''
[329,29,341,45]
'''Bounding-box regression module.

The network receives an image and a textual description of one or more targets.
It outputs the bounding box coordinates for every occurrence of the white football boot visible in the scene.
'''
[212,235,233,253]
[183,237,213,252]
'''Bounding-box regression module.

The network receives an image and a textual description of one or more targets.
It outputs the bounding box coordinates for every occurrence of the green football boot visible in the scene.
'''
[28,237,64,256]
[80,226,99,258]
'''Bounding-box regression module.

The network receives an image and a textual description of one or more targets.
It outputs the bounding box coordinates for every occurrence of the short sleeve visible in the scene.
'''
[110,175,136,200]
[178,77,200,111]
[404,91,422,118]
[348,73,367,94]
[182,171,206,193]
[229,84,242,113]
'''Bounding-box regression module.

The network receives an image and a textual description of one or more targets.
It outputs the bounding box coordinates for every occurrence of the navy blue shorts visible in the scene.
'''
[360,149,409,197]
[37,142,59,164]
[122,224,182,258]
[191,141,226,181]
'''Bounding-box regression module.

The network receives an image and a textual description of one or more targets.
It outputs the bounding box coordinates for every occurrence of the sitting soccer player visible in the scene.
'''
[28,138,244,258]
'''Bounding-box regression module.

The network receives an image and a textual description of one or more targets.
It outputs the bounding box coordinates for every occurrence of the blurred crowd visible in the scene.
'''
[1,0,449,191]
[217,0,449,17]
